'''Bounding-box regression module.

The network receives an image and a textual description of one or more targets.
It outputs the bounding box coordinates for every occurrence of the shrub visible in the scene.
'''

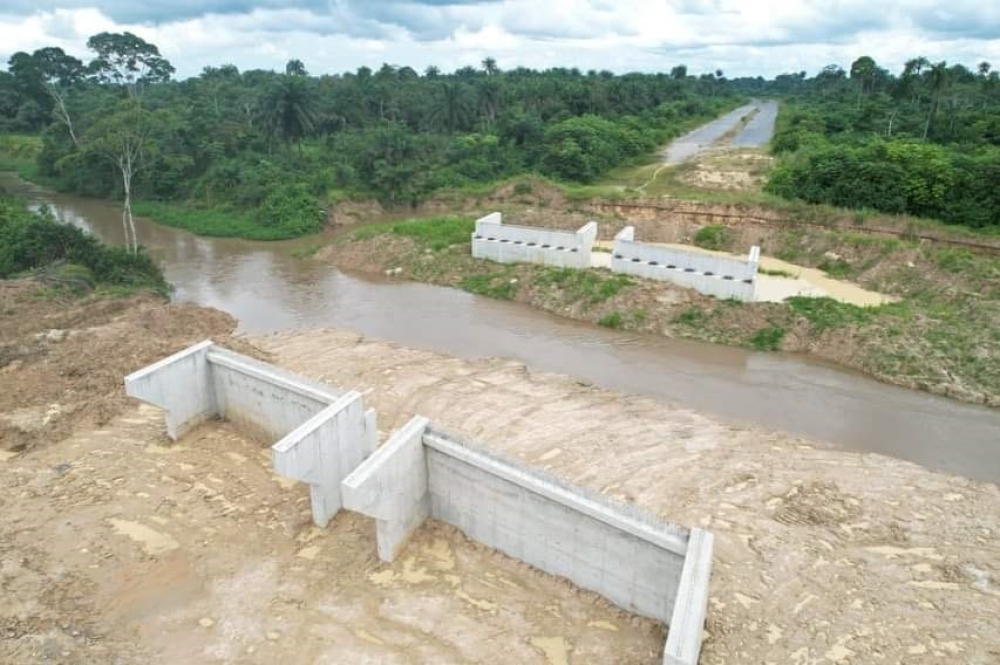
[0,198,167,293]
[598,311,624,328]
[749,325,786,351]
[693,225,734,251]
[460,273,517,299]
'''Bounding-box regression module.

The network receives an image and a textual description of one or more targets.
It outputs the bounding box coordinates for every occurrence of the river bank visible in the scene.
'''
[319,208,999,407]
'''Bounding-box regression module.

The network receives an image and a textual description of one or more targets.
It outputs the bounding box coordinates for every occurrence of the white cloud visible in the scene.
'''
[1,1,999,79]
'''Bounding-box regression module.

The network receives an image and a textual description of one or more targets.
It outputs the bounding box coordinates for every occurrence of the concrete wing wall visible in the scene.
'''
[126,342,372,529]
[207,347,341,444]
[124,340,217,440]
[272,391,377,527]
[423,430,689,623]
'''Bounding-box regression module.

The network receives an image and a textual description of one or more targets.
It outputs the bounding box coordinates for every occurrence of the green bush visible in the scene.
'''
[674,307,708,325]
[693,225,734,251]
[0,198,167,293]
[460,272,517,299]
[535,268,633,304]
[255,184,324,237]
[749,325,786,351]
[598,311,624,328]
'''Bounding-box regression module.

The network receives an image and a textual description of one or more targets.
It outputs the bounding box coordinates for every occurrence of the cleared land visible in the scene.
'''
[2,290,998,663]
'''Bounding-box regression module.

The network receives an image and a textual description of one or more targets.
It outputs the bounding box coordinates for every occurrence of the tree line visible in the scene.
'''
[0,33,741,240]
[766,56,1000,229]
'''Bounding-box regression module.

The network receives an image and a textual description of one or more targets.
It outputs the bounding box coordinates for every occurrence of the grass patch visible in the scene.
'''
[133,201,305,241]
[535,267,633,304]
[459,272,517,300]
[787,296,873,332]
[598,311,624,328]
[693,224,734,251]
[353,216,474,251]
[758,267,795,278]
[749,325,786,351]
[674,307,708,326]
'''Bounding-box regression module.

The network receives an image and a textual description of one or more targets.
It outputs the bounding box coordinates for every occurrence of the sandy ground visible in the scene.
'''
[3,300,999,664]
[259,329,1000,665]
[593,241,894,306]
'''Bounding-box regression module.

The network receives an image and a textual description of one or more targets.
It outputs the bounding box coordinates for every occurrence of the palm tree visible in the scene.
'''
[430,81,471,133]
[482,57,499,76]
[260,76,316,151]
[285,59,307,76]
[850,55,877,108]
[924,61,950,139]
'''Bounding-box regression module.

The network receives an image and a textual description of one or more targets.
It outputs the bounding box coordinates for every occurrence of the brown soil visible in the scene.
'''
[0,282,255,454]
[1,294,998,664]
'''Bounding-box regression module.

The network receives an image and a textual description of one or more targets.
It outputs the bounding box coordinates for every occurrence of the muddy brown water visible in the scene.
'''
[3,173,998,483]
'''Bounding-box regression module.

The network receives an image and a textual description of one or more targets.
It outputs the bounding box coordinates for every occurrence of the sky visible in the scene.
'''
[1,0,999,80]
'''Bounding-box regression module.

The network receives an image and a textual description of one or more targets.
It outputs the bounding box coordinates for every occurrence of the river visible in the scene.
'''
[2,172,998,483]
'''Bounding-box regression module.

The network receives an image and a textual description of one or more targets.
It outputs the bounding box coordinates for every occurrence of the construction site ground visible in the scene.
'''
[1,291,998,664]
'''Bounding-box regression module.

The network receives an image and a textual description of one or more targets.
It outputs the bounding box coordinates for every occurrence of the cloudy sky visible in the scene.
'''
[1,1,998,79]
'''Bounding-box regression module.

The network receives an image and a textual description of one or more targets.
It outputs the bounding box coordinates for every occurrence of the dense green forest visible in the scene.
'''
[0,33,743,240]
[766,57,1000,229]
[2,34,998,239]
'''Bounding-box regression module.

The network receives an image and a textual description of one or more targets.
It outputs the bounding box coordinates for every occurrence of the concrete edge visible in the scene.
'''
[207,348,342,405]
[341,415,430,518]
[663,528,714,665]
[271,391,362,456]
[423,429,689,556]
[123,339,215,385]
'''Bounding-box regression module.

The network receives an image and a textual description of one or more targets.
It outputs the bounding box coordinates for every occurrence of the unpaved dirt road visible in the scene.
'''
[2,300,999,664]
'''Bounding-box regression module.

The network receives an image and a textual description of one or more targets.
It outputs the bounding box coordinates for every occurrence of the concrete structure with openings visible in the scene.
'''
[611,226,760,301]
[472,211,597,269]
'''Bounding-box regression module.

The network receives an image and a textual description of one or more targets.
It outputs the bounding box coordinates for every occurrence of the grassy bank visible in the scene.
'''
[320,215,999,406]
[132,199,324,241]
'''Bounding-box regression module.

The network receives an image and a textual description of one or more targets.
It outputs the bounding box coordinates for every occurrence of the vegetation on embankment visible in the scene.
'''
[321,215,999,406]
[0,196,168,296]
[0,134,43,181]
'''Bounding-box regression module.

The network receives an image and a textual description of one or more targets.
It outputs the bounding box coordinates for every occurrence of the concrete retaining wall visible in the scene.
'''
[124,341,377,527]
[472,211,597,269]
[612,226,759,301]
[342,416,713,665]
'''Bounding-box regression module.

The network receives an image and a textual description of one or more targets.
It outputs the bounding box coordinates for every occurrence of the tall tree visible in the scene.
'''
[80,32,175,251]
[285,59,308,76]
[849,55,878,108]
[86,32,174,99]
[260,76,316,150]
[924,61,951,139]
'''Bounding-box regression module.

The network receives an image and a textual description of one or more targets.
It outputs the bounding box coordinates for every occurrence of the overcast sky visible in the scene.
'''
[1,1,998,79]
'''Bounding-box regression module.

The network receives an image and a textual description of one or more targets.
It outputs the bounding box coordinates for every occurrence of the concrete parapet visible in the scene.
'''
[342,417,713,663]
[125,341,377,527]
[612,226,759,301]
[471,212,596,269]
